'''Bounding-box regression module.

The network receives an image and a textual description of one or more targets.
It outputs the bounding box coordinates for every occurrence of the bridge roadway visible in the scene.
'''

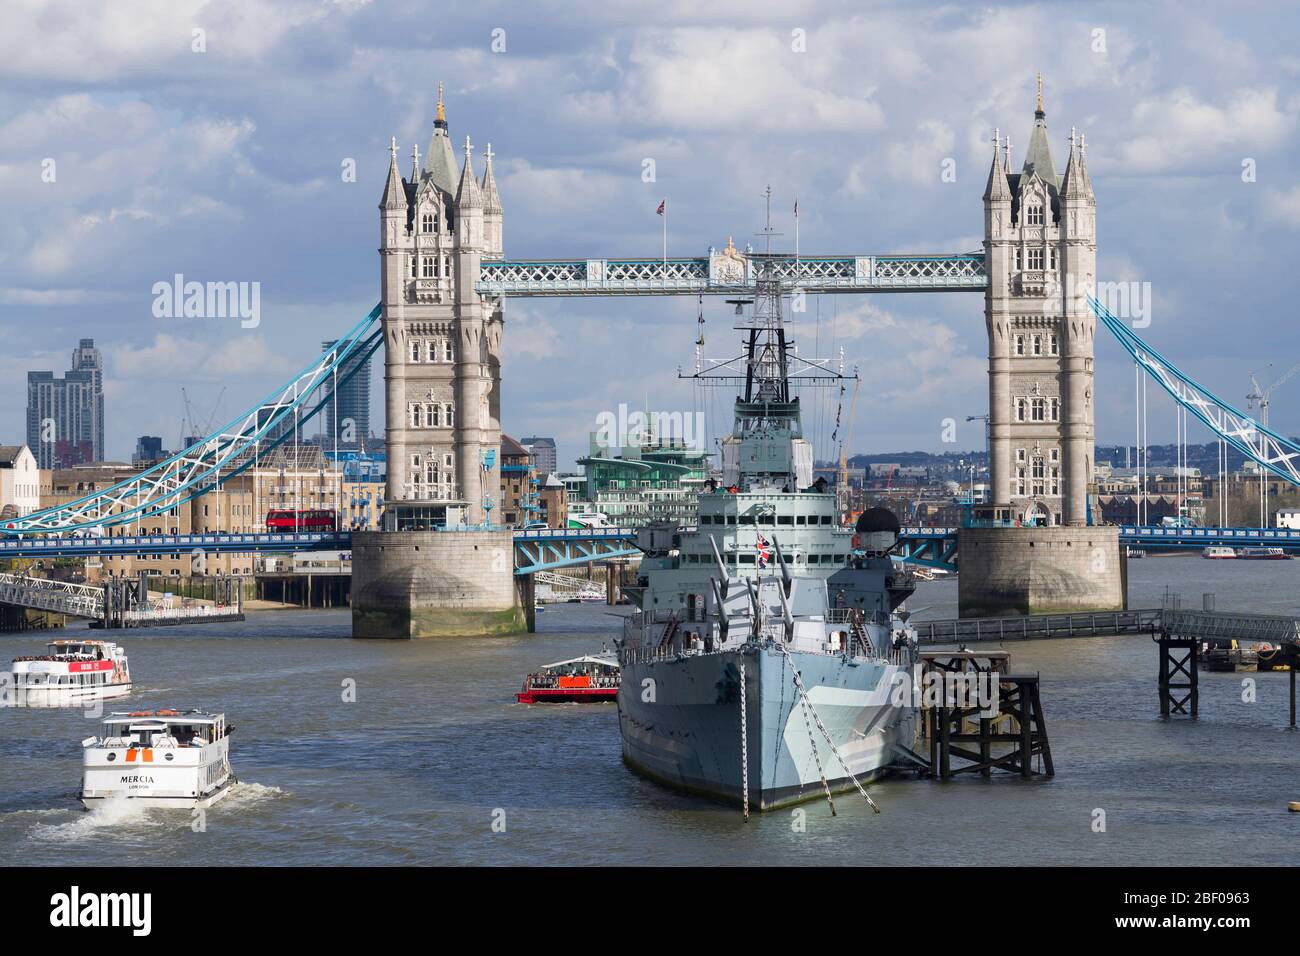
[896,524,1300,572]
[0,527,641,576]
[6,523,1295,574]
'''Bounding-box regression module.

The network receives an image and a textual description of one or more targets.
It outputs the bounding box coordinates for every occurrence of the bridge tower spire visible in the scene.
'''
[378,87,503,527]
[981,77,1096,528]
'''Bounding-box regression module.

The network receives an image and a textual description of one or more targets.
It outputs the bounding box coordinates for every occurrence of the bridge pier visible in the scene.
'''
[351,529,526,639]
[957,526,1126,617]
[515,573,536,633]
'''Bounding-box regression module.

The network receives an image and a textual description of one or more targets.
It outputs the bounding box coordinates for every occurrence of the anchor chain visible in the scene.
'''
[739,661,749,821]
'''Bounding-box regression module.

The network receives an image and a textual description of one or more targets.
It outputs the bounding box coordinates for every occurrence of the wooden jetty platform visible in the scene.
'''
[917,650,1055,780]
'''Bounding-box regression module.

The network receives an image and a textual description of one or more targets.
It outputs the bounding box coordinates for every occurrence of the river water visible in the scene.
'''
[1,553,1296,866]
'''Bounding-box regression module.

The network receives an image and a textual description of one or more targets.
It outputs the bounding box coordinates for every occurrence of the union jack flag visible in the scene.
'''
[755,533,771,570]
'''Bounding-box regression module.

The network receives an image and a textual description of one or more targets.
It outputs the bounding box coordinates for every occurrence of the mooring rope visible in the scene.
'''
[780,641,836,814]
[779,643,881,814]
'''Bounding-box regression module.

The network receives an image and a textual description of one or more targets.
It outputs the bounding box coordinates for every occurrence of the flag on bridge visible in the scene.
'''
[656,199,665,215]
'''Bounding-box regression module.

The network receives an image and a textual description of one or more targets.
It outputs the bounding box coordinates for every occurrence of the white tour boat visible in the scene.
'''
[5,639,131,707]
[80,710,235,809]
[1202,546,1237,560]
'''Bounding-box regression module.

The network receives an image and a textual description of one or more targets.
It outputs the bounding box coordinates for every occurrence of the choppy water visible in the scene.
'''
[1,554,1297,866]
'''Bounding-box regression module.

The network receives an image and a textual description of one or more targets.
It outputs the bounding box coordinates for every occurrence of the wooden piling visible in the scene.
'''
[1156,632,1198,718]
[919,652,1053,780]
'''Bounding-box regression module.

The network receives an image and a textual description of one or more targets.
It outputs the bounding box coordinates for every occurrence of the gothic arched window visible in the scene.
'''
[1026,204,1044,226]
[421,210,435,233]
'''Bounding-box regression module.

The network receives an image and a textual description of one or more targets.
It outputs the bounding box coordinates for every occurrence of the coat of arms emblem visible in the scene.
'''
[710,236,746,285]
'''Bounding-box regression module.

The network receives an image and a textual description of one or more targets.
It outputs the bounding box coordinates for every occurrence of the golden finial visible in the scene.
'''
[724,236,737,256]
[1036,73,1043,113]
[435,81,445,123]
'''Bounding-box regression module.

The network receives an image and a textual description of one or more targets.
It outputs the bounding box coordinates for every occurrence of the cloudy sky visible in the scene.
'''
[2,0,1298,470]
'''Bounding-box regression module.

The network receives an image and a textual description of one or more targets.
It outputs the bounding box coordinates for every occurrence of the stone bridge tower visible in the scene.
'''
[982,78,1096,527]
[379,85,505,528]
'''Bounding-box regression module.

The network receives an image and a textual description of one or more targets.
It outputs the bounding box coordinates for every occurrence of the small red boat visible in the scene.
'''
[516,654,620,704]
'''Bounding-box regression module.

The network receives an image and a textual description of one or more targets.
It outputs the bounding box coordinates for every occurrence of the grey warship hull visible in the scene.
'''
[618,643,916,810]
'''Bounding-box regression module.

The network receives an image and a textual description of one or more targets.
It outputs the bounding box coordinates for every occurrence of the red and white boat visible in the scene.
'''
[1238,547,1289,560]
[5,639,131,708]
[516,654,620,704]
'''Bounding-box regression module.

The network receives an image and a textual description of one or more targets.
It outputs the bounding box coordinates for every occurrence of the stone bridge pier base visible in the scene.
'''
[958,526,1127,617]
[351,529,527,638]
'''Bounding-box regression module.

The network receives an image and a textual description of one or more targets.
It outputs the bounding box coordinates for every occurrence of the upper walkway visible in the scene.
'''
[476,253,986,296]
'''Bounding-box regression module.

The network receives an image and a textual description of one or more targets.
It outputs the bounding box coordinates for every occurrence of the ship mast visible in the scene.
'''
[682,188,856,491]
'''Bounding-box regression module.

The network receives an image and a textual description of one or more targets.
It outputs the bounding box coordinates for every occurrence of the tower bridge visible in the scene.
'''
[3,81,1296,632]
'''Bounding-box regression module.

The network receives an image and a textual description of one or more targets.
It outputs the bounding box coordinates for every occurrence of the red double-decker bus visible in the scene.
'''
[265,509,337,532]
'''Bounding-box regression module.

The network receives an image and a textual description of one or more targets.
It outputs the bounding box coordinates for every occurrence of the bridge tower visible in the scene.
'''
[378,84,504,528]
[982,78,1096,527]
[962,79,1121,617]
[355,86,524,639]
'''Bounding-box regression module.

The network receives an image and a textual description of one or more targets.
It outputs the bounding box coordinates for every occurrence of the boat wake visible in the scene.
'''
[221,781,287,810]
[30,796,162,841]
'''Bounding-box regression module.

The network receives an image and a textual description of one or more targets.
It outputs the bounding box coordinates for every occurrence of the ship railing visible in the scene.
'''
[621,610,719,664]
[525,676,620,689]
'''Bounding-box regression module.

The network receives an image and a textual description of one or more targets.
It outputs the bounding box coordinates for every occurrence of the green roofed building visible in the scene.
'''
[574,434,709,528]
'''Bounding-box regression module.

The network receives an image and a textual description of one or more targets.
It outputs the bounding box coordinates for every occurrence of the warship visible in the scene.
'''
[615,265,921,813]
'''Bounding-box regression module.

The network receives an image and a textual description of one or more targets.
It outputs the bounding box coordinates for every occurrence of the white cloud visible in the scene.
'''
[885,120,957,188]
[623,28,886,133]
[0,0,336,84]
[1115,87,1296,173]
[1265,185,1300,229]
[108,332,292,383]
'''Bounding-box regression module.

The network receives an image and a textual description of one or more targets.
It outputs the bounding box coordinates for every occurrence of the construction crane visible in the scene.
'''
[1247,362,1300,427]
[180,386,227,446]
[1246,363,1300,528]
